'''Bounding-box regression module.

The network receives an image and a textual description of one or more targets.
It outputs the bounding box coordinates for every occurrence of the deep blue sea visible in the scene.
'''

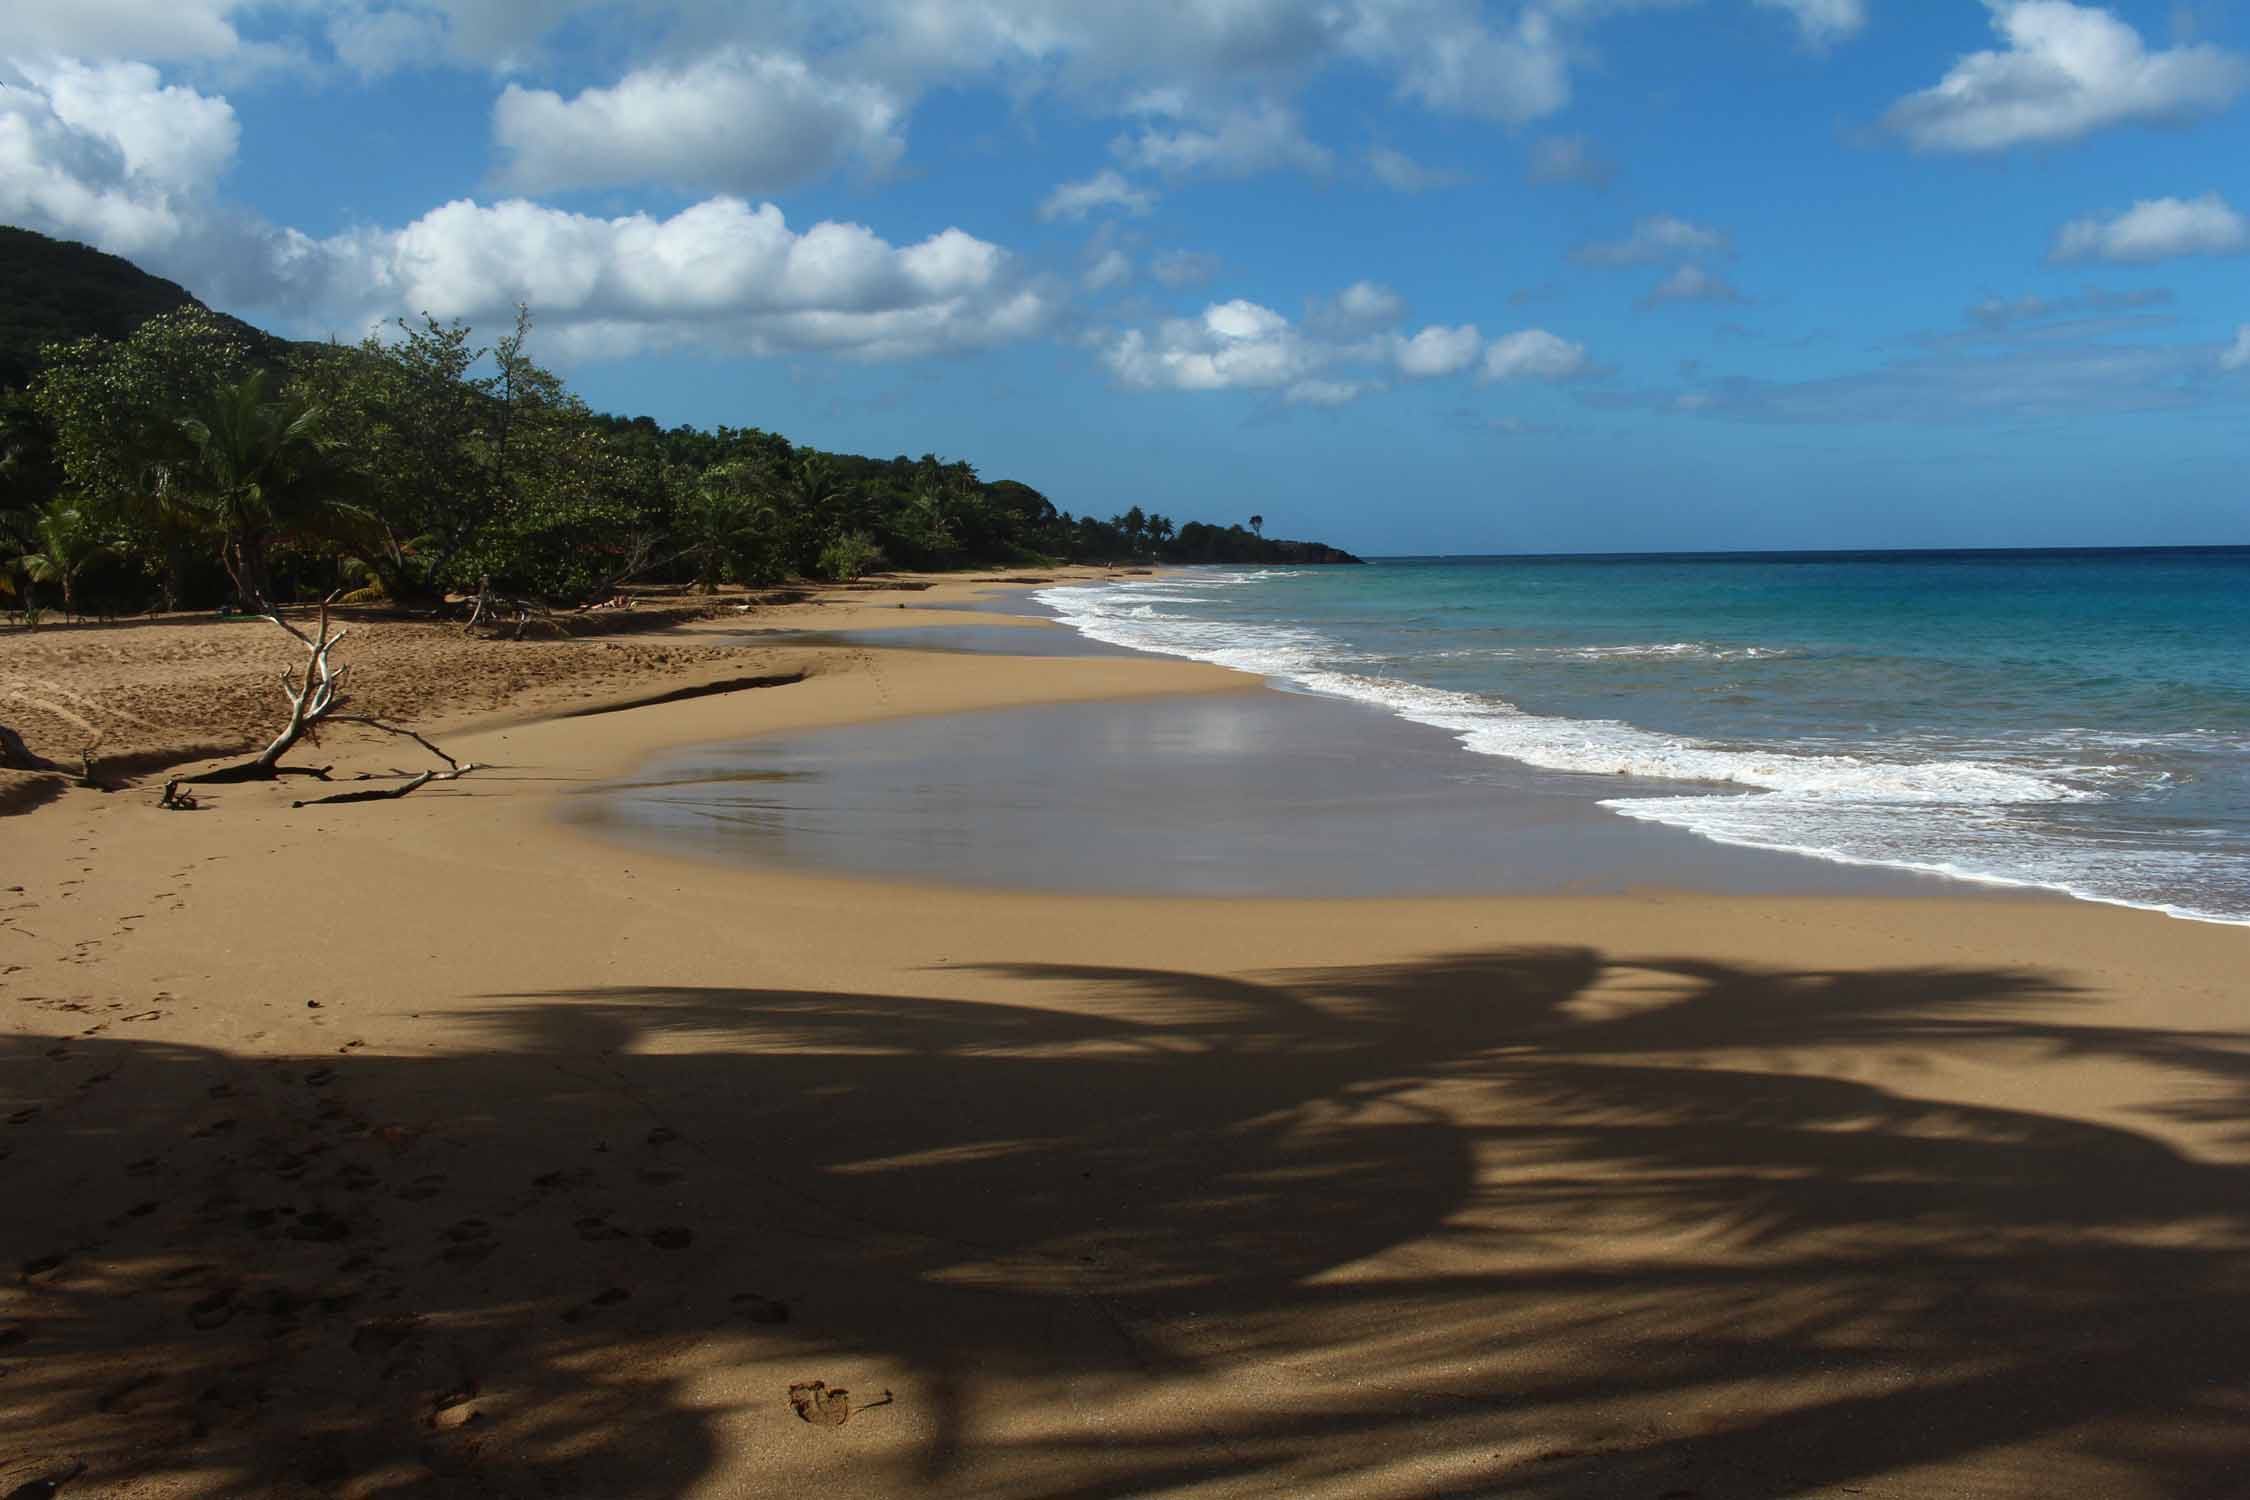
[1037,549,2250,924]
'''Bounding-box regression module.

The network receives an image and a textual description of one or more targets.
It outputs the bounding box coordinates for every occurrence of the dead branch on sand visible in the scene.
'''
[462,578,572,641]
[159,598,479,809]
[292,716,478,806]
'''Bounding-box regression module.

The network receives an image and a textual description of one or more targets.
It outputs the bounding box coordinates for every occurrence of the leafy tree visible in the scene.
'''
[3,239,1366,608]
[33,308,255,507]
[293,316,500,602]
[816,529,883,582]
[166,369,345,609]
[30,308,260,609]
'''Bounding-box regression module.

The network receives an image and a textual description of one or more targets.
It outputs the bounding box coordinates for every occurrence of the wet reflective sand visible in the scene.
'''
[580,687,1968,899]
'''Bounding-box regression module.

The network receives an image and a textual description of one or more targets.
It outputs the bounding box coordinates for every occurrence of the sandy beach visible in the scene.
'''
[5,572,2249,1499]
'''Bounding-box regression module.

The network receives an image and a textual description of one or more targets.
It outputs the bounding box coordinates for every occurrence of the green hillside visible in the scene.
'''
[0,228,220,391]
[0,224,1356,613]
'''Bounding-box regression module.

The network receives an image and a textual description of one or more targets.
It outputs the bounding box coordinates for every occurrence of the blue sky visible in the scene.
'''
[3,1,2246,554]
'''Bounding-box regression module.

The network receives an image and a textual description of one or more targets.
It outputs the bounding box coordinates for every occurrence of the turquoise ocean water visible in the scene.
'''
[1037,549,2250,924]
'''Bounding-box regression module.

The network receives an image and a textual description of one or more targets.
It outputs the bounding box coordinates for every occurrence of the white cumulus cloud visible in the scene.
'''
[347,197,1050,360]
[492,51,904,196]
[2050,192,2250,264]
[1104,297,1318,392]
[1482,329,1590,382]
[1083,247,1133,290]
[0,60,1051,364]
[1883,1,2248,153]
[1039,168,1156,221]
[1365,144,1468,192]
[1752,0,1866,49]
[1365,5,1571,124]
[1643,264,1748,306]
[1100,280,1588,404]
[0,59,239,257]
[1112,99,1332,178]
[5,0,254,64]
[1393,323,1482,377]
[1573,214,1729,266]
[2222,325,2250,371]
[1323,279,1408,327]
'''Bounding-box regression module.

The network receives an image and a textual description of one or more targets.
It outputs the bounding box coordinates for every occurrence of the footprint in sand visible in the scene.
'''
[349,1314,423,1357]
[561,1286,633,1324]
[287,1210,352,1243]
[397,1174,446,1202]
[647,1226,694,1251]
[440,1220,495,1267]
[6,1108,39,1126]
[574,1216,630,1243]
[187,1289,237,1330]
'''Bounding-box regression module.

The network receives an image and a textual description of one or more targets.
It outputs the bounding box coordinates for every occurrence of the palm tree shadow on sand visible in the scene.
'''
[6,947,2250,1497]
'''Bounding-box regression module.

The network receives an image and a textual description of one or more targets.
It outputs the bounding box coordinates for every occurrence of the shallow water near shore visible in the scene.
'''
[1038,550,2250,923]
[580,686,1972,900]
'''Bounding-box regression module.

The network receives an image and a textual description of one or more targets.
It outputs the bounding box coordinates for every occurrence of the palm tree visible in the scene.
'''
[680,463,777,592]
[1249,513,1264,537]
[768,453,862,575]
[15,498,121,622]
[167,371,339,611]
[775,453,853,520]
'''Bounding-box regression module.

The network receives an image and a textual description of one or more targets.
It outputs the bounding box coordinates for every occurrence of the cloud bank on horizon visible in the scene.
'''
[1,0,2246,549]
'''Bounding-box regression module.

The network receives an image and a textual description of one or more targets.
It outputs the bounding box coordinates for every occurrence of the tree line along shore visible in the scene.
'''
[0,227,1359,625]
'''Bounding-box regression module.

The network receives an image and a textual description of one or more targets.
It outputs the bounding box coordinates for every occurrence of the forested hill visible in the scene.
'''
[0,224,1359,611]
[0,228,287,392]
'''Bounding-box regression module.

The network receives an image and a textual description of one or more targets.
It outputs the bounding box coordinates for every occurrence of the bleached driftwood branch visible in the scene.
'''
[160,598,479,809]
[292,715,480,806]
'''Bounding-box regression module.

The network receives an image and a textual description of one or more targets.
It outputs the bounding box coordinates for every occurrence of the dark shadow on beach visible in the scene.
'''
[6,949,2250,1496]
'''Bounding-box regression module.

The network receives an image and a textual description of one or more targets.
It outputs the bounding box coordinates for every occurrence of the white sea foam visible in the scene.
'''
[1602,794,2249,926]
[1034,574,2250,925]
[1037,579,2083,806]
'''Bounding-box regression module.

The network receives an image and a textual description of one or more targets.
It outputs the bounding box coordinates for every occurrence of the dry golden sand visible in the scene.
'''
[3,571,2249,1499]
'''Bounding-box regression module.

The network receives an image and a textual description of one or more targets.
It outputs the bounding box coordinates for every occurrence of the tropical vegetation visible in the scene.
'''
[0,235,1357,622]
